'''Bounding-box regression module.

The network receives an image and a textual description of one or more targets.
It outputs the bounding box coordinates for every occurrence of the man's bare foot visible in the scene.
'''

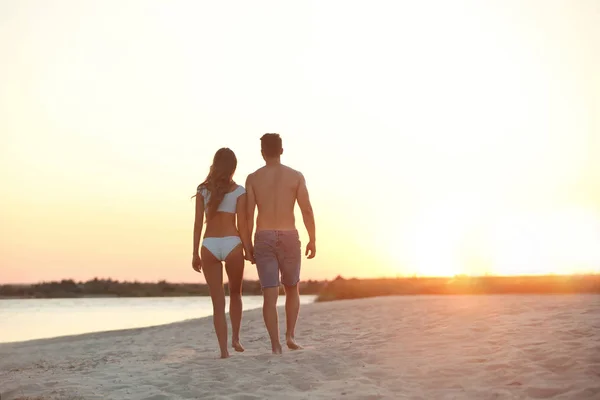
[220,351,230,359]
[286,337,303,350]
[232,340,245,352]
[272,343,283,355]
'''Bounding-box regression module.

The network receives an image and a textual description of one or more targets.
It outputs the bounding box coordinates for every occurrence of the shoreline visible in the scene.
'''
[3,292,599,345]
[1,314,207,347]
[2,295,599,399]
[0,295,317,345]
[3,292,599,346]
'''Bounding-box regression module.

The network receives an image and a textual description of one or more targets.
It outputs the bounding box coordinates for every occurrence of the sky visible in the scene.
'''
[1,0,599,284]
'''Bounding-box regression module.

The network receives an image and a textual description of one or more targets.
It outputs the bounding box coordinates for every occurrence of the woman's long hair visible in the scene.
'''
[195,148,237,220]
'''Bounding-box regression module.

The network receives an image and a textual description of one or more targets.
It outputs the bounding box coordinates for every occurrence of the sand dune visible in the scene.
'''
[2,295,599,399]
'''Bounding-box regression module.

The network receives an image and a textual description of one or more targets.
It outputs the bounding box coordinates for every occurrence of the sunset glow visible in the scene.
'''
[1,0,599,283]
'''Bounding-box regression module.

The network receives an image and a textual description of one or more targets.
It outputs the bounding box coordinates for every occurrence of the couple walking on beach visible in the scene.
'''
[191,133,317,358]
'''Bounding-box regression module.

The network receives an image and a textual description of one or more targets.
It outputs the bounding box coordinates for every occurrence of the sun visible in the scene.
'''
[390,195,490,277]
[485,208,600,276]
[386,199,600,277]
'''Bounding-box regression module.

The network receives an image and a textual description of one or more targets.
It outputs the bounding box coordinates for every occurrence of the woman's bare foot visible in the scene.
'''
[220,350,230,359]
[286,336,303,350]
[272,343,283,355]
[232,340,245,352]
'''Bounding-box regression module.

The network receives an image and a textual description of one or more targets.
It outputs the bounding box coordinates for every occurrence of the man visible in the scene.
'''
[245,133,316,354]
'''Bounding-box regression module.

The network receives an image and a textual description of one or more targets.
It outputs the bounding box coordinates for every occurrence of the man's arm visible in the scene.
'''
[245,174,256,238]
[296,172,316,258]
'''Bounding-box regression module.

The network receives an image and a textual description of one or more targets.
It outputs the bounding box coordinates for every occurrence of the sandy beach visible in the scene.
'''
[2,294,599,400]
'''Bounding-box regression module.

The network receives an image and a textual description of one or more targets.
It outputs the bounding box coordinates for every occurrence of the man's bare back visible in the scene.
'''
[246,164,308,232]
[246,133,316,354]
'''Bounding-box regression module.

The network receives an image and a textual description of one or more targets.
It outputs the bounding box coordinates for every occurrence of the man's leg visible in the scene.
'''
[284,283,302,350]
[281,230,303,350]
[254,231,283,354]
[262,287,282,354]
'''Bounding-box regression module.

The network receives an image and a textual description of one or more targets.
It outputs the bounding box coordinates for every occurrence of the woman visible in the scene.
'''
[192,147,254,359]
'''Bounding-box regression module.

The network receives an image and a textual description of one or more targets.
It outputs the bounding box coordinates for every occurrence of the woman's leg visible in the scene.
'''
[201,246,228,358]
[225,244,245,352]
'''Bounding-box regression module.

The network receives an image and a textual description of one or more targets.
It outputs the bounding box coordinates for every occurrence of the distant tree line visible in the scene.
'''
[3,275,599,300]
[316,274,600,301]
[0,278,326,299]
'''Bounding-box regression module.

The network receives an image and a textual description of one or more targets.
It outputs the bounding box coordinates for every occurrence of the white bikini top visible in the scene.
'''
[197,185,246,215]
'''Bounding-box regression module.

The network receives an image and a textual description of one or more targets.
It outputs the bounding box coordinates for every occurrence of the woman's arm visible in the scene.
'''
[192,193,205,271]
[236,193,254,263]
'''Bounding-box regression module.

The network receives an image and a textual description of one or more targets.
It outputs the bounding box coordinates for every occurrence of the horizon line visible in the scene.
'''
[3,272,599,286]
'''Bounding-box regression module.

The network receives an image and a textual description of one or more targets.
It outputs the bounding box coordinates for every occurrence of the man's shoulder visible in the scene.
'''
[247,164,303,183]
[245,168,261,183]
[248,165,270,175]
[281,164,303,178]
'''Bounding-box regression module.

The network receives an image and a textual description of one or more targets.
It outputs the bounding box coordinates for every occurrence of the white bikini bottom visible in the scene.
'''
[202,236,241,261]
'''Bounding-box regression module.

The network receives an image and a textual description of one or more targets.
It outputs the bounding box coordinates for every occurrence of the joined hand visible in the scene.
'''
[244,247,255,264]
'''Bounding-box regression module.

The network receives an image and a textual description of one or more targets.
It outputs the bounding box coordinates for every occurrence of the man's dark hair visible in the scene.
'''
[260,133,282,158]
